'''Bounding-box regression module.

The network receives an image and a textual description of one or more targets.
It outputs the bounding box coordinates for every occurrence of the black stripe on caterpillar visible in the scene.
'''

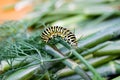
[41,26,77,46]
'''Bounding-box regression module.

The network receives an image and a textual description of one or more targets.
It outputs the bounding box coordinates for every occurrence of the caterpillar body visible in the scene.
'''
[41,26,77,46]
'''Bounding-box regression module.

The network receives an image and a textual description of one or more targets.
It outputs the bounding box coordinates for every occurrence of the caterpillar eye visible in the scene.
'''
[41,26,77,47]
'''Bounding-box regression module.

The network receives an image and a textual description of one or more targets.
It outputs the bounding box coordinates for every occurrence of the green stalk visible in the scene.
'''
[58,38,103,80]
[57,24,120,57]
[0,56,67,74]
[83,4,115,15]
[93,41,120,56]
[81,41,111,56]
[20,0,56,27]
[72,50,104,80]
[51,15,87,26]
[94,60,120,78]
[41,15,68,23]
[59,60,120,80]
[4,58,55,80]
[45,45,91,80]
[56,56,118,78]
[85,12,114,28]
[77,26,120,52]
[5,65,40,80]
[0,57,32,73]
[49,1,118,16]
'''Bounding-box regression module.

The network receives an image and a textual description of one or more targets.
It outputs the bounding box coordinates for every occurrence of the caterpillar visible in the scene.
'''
[41,26,77,46]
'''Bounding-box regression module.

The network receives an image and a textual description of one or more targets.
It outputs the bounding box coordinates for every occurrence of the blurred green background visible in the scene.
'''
[0,0,120,80]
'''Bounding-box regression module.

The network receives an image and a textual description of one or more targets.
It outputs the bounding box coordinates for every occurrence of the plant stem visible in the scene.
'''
[0,56,34,73]
[56,56,118,78]
[5,65,40,80]
[93,41,120,56]
[57,25,120,57]
[81,41,112,56]
[51,15,87,26]
[58,38,103,80]
[77,26,120,52]
[72,50,104,80]
[45,45,91,80]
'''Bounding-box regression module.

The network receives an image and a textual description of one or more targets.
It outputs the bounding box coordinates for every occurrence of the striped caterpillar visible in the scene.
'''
[41,26,77,47]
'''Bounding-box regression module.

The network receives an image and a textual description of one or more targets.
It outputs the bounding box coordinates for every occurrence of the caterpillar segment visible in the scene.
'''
[41,26,77,46]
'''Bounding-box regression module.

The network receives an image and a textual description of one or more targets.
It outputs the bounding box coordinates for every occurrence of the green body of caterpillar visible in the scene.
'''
[41,26,77,46]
